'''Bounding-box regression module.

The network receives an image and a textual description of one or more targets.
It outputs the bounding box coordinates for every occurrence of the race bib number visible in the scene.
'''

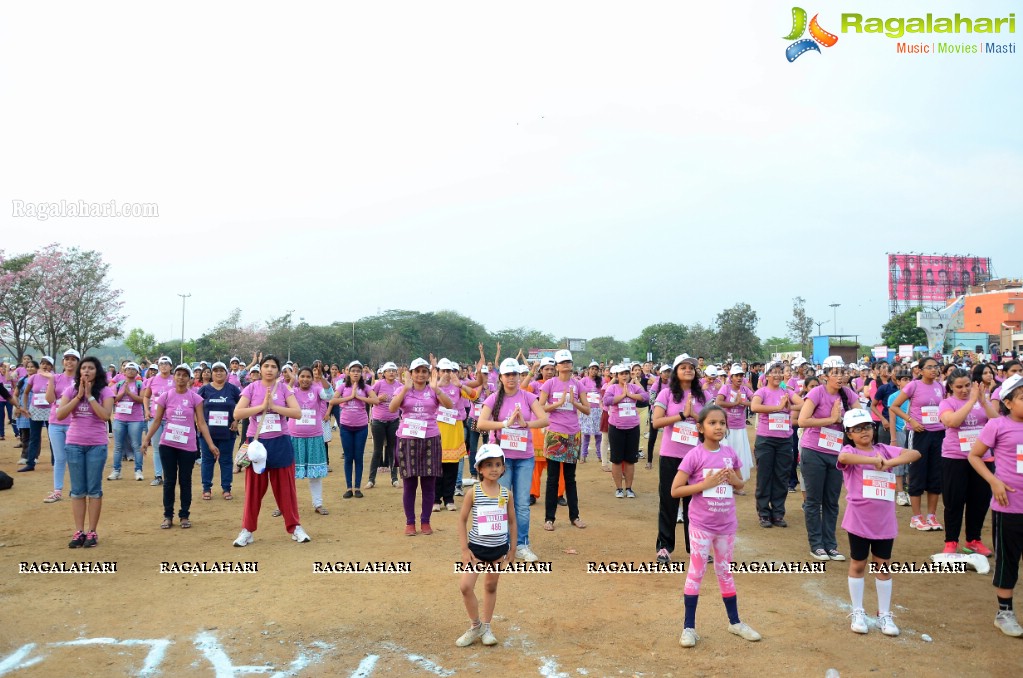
[768,412,791,432]
[258,413,281,433]
[1016,444,1023,474]
[958,429,980,453]
[500,427,528,452]
[476,504,508,536]
[618,401,637,418]
[586,392,600,405]
[437,407,458,425]
[818,427,843,452]
[921,406,939,425]
[165,423,190,444]
[862,469,895,502]
[553,389,574,411]
[115,400,134,415]
[702,469,733,498]
[401,418,427,439]
[32,392,48,407]
[472,403,482,419]
[671,421,698,446]
[299,409,317,426]
[209,410,229,427]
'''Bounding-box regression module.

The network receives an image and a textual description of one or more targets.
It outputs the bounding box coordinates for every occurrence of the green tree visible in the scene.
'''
[881,307,927,348]
[686,323,719,361]
[715,303,762,360]
[586,335,631,364]
[631,323,689,364]
[786,296,814,354]
[124,328,158,360]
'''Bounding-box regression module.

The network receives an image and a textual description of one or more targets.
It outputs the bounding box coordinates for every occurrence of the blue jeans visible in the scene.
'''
[112,420,144,473]
[801,447,843,552]
[340,425,369,488]
[0,401,9,437]
[149,422,165,477]
[201,436,235,492]
[49,424,70,491]
[66,443,107,498]
[498,456,535,548]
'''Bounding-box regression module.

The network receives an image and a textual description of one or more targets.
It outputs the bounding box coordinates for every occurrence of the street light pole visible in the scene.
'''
[814,319,830,336]
[286,309,295,362]
[829,303,841,335]
[177,293,191,364]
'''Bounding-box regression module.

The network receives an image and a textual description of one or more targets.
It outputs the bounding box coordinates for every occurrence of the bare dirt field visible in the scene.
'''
[1,428,1020,677]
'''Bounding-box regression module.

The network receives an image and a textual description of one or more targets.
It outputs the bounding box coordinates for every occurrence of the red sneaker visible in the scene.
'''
[420,523,433,535]
[404,524,417,536]
[942,541,958,554]
[963,539,993,557]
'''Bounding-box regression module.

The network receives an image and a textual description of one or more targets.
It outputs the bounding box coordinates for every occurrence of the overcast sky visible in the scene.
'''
[1,0,1019,351]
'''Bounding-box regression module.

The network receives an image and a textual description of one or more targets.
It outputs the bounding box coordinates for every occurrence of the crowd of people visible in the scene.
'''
[2,345,1022,647]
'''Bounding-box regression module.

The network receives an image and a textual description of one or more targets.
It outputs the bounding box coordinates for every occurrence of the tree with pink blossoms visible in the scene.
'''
[58,246,126,356]
[0,250,42,361]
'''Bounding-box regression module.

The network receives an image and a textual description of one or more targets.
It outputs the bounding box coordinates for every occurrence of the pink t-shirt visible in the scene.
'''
[978,417,1023,514]
[240,381,294,441]
[899,379,946,432]
[337,383,371,428]
[602,383,646,429]
[49,373,76,425]
[395,385,441,440]
[155,388,204,451]
[145,374,176,418]
[654,388,706,459]
[800,385,860,456]
[371,379,402,422]
[27,373,54,410]
[716,383,753,429]
[62,385,115,446]
[540,376,586,434]
[437,383,466,424]
[753,386,796,438]
[678,443,741,534]
[113,378,145,422]
[838,444,901,540]
[938,396,992,460]
[289,385,328,438]
[482,389,539,460]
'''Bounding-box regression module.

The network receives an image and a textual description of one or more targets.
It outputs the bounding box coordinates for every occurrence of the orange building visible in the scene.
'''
[958,288,1023,336]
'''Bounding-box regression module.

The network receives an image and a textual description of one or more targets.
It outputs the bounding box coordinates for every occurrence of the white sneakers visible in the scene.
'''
[679,628,698,647]
[995,610,1023,637]
[481,629,498,646]
[849,610,899,636]
[456,625,484,647]
[728,622,761,641]
[877,612,899,637]
[292,525,311,543]
[234,526,310,546]
[135,470,144,481]
[515,545,539,563]
[233,529,254,547]
[107,470,121,480]
[849,609,869,634]
[896,491,910,506]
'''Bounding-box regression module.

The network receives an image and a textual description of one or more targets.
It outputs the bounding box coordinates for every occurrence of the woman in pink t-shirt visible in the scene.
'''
[671,405,759,649]
[715,366,754,485]
[750,362,803,527]
[368,362,402,488]
[837,410,920,637]
[330,361,378,498]
[537,350,590,531]
[603,364,647,498]
[54,356,115,548]
[578,361,604,463]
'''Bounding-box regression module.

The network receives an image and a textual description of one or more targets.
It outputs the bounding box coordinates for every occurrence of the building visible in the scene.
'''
[957,287,1023,336]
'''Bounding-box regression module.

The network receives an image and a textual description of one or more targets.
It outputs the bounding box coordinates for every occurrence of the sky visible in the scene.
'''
[1,0,1020,350]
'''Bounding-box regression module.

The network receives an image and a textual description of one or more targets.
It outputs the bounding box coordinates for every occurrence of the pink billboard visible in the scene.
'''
[888,254,991,303]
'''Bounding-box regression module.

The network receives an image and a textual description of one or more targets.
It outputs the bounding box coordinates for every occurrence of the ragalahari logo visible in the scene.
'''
[784,7,838,61]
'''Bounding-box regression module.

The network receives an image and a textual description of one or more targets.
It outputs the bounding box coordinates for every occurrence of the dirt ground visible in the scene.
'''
[1,426,1021,677]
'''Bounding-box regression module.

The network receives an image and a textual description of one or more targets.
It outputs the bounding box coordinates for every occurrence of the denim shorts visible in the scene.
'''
[66,443,108,498]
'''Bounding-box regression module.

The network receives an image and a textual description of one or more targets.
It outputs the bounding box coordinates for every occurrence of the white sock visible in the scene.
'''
[309,478,323,507]
[848,577,865,611]
[876,578,892,615]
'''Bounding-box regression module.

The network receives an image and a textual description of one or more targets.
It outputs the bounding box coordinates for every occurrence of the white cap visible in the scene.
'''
[230,356,241,363]
[499,358,521,375]
[125,362,140,372]
[539,357,555,367]
[611,364,628,374]
[211,361,227,371]
[347,360,363,369]
[173,363,191,374]
[41,355,55,365]
[843,409,873,429]
[282,364,294,372]
[481,366,490,373]
[705,366,719,377]
[1000,374,1023,400]
[450,362,460,371]
[554,349,573,364]
[822,356,845,369]
[659,364,671,373]
[910,360,919,368]
[157,356,173,364]
[672,354,697,369]
[409,357,430,371]
[729,364,745,375]
[146,364,158,371]
[792,357,807,367]
[517,364,530,374]
[63,349,81,360]
[249,365,260,373]
[382,362,398,371]
[588,360,599,367]
[247,440,267,474]
[474,443,506,470]
[436,358,455,371]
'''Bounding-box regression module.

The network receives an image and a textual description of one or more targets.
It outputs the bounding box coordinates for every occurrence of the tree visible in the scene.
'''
[715,303,762,360]
[631,323,689,364]
[786,297,814,355]
[124,328,158,360]
[0,250,43,361]
[585,336,631,364]
[881,307,927,348]
[24,245,69,359]
[686,323,719,361]
[60,247,126,356]
[763,336,801,356]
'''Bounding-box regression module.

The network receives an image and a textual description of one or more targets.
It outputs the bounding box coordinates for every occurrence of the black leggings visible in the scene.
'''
[369,418,399,484]
[942,457,992,543]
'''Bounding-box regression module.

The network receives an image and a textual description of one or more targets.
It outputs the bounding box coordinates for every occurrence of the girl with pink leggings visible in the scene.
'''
[671,405,761,648]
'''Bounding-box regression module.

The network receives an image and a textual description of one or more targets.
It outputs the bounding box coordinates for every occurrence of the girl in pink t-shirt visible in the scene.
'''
[670,405,760,649]
[836,410,919,637]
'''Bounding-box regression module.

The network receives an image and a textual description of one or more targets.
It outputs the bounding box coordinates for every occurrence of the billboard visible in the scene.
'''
[888,254,991,314]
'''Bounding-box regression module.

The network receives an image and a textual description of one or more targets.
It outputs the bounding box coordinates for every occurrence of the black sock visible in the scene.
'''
[998,596,1013,612]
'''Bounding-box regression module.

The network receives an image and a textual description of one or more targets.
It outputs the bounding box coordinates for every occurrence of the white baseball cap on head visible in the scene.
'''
[705,366,719,377]
[729,364,745,375]
[382,362,398,371]
[174,363,191,375]
[211,361,227,371]
[539,357,555,367]
[125,362,140,372]
[822,356,845,369]
[672,354,697,369]
[554,349,573,364]
[436,358,454,371]
[999,374,1023,400]
[499,358,520,375]
[347,360,363,369]
[659,364,671,373]
[409,358,430,370]
[481,366,489,373]
[249,365,260,373]
[843,409,873,430]
[63,349,81,360]
[230,356,241,363]
[158,356,173,365]
[588,360,599,367]
[517,364,530,374]
[474,443,506,470]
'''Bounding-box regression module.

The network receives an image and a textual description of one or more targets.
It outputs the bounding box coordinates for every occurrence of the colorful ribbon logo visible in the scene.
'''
[785,7,838,62]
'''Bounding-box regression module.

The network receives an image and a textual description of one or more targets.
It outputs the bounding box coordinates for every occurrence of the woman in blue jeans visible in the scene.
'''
[476,357,548,562]
[55,356,115,548]
[110,362,146,480]
[330,361,377,498]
